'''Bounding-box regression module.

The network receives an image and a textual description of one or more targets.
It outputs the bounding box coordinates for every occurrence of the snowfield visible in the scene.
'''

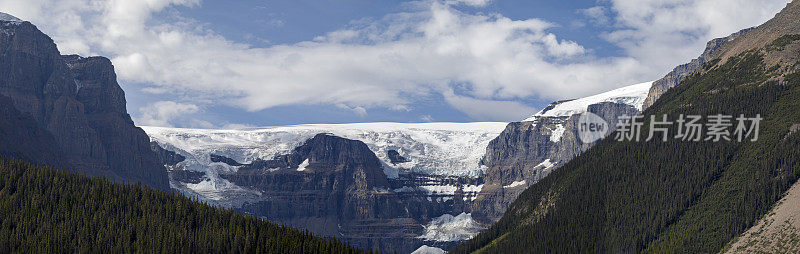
[524,81,653,121]
[144,122,507,177]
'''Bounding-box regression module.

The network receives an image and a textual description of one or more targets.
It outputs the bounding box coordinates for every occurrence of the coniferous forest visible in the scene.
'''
[0,155,371,254]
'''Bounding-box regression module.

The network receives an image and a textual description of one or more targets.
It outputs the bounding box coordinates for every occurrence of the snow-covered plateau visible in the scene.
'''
[523,81,654,121]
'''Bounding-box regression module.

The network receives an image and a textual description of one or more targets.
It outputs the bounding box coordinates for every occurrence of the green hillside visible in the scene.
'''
[451,38,800,253]
[0,155,370,254]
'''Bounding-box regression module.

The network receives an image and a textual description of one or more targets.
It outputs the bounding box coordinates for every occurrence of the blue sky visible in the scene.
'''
[0,0,790,127]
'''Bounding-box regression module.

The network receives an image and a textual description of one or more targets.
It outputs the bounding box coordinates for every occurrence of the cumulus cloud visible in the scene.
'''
[0,0,791,123]
[336,104,368,117]
[136,101,201,127]
[601,0,792,77]
[579,6,611,26]
[446,0,492,7]
[443,89,536,122]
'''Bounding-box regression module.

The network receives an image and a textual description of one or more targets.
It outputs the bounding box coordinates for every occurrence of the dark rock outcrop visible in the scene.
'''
[210,154,242,166]
[387,149,409,164]
[223,134,424,253]
[150,142,185,166]
[0,94,65,168]
[0,15,169,190]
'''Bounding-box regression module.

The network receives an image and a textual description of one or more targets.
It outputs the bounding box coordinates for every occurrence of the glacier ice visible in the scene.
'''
[523,81,654,121]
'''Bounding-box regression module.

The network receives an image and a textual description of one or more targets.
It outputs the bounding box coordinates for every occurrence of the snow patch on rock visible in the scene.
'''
[536,159,554,169]
[296,158,309,171]
[504,180,526,189]
[418,213,484,242]
[550,124,566,143]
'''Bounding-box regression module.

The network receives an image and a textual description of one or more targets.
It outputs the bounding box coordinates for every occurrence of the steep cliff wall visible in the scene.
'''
[0,15,169,190]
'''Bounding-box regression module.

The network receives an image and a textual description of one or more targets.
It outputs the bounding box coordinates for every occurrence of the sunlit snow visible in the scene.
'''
[549,124,566,143]
[503,180,526,189]
[523,81,653,121]
[296,158,309,171]
[411,245,446,254]
[418,213,484,242]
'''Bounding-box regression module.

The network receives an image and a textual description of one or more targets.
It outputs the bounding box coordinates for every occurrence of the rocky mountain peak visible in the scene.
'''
[295,133,385,169]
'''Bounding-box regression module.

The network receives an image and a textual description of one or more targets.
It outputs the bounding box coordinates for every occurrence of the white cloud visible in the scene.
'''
[601,0,791,77]
[0,0,791,123]
[443,89,536,122]
[446,0,491,7]
[135,101,200,127]
[336,104,368,117]
[579,6,611,26]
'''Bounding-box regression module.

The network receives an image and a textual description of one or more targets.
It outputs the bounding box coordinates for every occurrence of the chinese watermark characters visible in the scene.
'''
[614,114,762,142]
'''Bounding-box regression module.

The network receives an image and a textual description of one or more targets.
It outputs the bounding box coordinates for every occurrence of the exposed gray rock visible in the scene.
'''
[210,154,242,166]
[0,19,169,189]
[472,102,639,223]
[223,134,427,253]
[0,94,65,168]
[642,27,753,110]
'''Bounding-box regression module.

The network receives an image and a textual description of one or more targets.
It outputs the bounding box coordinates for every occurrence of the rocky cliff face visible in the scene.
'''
[221,134,424,252]
[472,102,640,223]
[0,14,169,190]
[642,28,753,110]
[148,124,499,252]
[0,94,65,168]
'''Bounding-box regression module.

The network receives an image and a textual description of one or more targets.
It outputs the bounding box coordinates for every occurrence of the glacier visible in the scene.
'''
[523,81,653,121]
[143,122,506,206]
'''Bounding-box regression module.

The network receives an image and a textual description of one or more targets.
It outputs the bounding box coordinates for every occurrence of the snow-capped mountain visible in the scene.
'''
[472,81,652,223]
[524,81,653,121]
[143,122,506,252]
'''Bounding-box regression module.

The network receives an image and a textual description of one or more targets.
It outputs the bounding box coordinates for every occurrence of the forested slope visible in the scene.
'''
[451,21,800,254]
[0,155,370,253]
